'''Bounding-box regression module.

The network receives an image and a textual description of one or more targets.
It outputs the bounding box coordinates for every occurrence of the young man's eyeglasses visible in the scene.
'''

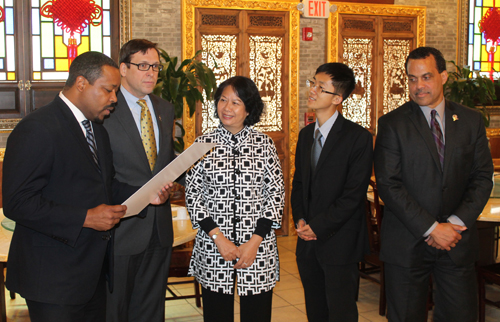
[128,62,163,72]
[306,79,340,97]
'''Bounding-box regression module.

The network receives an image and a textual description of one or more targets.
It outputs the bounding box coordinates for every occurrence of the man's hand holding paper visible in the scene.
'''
[150,181,174,205]
[122,142,216,217]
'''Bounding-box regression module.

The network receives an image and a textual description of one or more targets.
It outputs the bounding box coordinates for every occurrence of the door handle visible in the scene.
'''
[25,80,31,90]
[18,80,24,91]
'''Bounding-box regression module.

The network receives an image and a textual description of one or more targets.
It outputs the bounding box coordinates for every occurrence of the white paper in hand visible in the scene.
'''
[122,142,216,217]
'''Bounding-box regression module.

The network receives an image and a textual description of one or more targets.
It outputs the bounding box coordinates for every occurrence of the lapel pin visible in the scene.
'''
[452,114,458,121]
[159,116,162,122]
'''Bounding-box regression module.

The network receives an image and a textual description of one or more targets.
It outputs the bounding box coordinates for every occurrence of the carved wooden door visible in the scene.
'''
[334,11,422,134]
[194,8,290,235]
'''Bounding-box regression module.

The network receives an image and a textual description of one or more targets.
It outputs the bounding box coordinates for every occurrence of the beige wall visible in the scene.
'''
[396,0,458,65]
[129,0,460,129]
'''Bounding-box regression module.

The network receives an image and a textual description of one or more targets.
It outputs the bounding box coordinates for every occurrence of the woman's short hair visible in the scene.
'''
[213,76,264,127]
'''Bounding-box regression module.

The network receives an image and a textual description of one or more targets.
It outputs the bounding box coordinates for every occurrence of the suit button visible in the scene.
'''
[235,169,241,175]
[235,195,241,200]
[102,235,110,240]
[234,216,241,223]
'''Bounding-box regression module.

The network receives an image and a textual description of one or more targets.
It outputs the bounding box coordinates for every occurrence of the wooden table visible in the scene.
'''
[171,205,197,247]
[0,206,196,322]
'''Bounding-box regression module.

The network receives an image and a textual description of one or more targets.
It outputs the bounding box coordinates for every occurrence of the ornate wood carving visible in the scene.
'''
[201,14,238,26]
[327,4,426,64]
[120,0,131,46]
[182,0,300,235]
[383,21,412,32]
[343,19,374,31]
[249,15,283,27]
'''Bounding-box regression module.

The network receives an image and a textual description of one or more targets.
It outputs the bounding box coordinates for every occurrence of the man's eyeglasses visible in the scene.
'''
[306,79,340,97]
[128,62,163,72]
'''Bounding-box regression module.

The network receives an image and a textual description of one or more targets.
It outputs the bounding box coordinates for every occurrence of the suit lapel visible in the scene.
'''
[115,92,152,171]
[314,114,344,175]
[406,102,442,172]
[302,125,314,195]
[56,96,102,174]
[442,100,458,175]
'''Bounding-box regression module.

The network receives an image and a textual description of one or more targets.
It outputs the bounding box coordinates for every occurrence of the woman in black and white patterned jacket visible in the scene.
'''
[186,76,285,322]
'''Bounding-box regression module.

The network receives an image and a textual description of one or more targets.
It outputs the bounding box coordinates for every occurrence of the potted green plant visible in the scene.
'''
[443,61,497,127]
[153,49,217,152]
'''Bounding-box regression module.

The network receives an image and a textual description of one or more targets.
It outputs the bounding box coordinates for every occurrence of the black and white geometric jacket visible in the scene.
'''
[186,124,285,296]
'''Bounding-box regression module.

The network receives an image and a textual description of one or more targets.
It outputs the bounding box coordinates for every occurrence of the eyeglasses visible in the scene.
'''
[306,79,340,97]
[128,62,163,72]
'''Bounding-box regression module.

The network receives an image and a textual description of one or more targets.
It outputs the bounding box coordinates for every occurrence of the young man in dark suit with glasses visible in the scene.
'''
[292,63,373,322]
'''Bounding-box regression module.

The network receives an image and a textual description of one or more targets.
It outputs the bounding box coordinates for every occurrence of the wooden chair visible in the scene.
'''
[165,242,202,307]
[359,179,386,315]
[477,263,500,322]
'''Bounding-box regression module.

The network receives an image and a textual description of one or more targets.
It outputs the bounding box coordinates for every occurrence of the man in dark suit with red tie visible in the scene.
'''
[374,47,493,322]
[291,63,373,321]
[2,51,170,322]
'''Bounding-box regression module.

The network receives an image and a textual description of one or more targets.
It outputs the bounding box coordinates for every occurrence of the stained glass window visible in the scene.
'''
[468,0,500,79]
[31,0,112,81]
[0,0,15,81]
[0,0,113,82]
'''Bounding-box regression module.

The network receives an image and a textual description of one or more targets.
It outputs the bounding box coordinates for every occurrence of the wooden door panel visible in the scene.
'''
[195,8,291,235]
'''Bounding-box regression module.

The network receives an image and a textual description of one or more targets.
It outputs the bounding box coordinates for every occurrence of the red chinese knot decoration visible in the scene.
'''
[479,2,500,80]
[0,6,4,23]
[40,0,103,67]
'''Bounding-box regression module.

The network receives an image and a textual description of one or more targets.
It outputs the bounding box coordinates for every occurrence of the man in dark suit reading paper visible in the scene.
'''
[2,51,171,322]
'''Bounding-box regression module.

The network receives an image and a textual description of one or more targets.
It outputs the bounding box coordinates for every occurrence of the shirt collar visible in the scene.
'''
[420,98,446,125]
[120,85,153,110]
[314,110,338,140]
[217,123,250,146]
[59,91,88,125]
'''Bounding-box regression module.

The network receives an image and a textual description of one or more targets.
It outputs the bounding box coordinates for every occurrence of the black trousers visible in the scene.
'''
[201,285,273,322]
[296,241,359,322]
[385,246,477,322]
[106,222,172,322]
[26,266,106,322]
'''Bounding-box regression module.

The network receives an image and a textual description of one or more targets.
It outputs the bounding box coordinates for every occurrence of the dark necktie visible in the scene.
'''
[82,120,100,170]
[430,110,445,169]
[311,129,323,173]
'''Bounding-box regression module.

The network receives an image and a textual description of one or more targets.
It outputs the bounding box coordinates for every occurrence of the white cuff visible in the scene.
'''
[423,221,438,237]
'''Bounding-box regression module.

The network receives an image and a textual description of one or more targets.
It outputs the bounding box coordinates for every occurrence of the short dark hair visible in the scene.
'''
[119,39,160,65]
[405,47,447,74]
[213,76,264,127]
[65,51,118,88]
[315,63,356,100]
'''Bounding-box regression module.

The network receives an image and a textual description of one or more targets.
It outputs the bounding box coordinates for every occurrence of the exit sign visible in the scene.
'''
[302,0,330,18]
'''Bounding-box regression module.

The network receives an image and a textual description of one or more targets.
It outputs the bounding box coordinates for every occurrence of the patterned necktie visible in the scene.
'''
[311,128,323,173]
[137,99,157,171]
[81,120,100,170]
[430,110,445,169]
